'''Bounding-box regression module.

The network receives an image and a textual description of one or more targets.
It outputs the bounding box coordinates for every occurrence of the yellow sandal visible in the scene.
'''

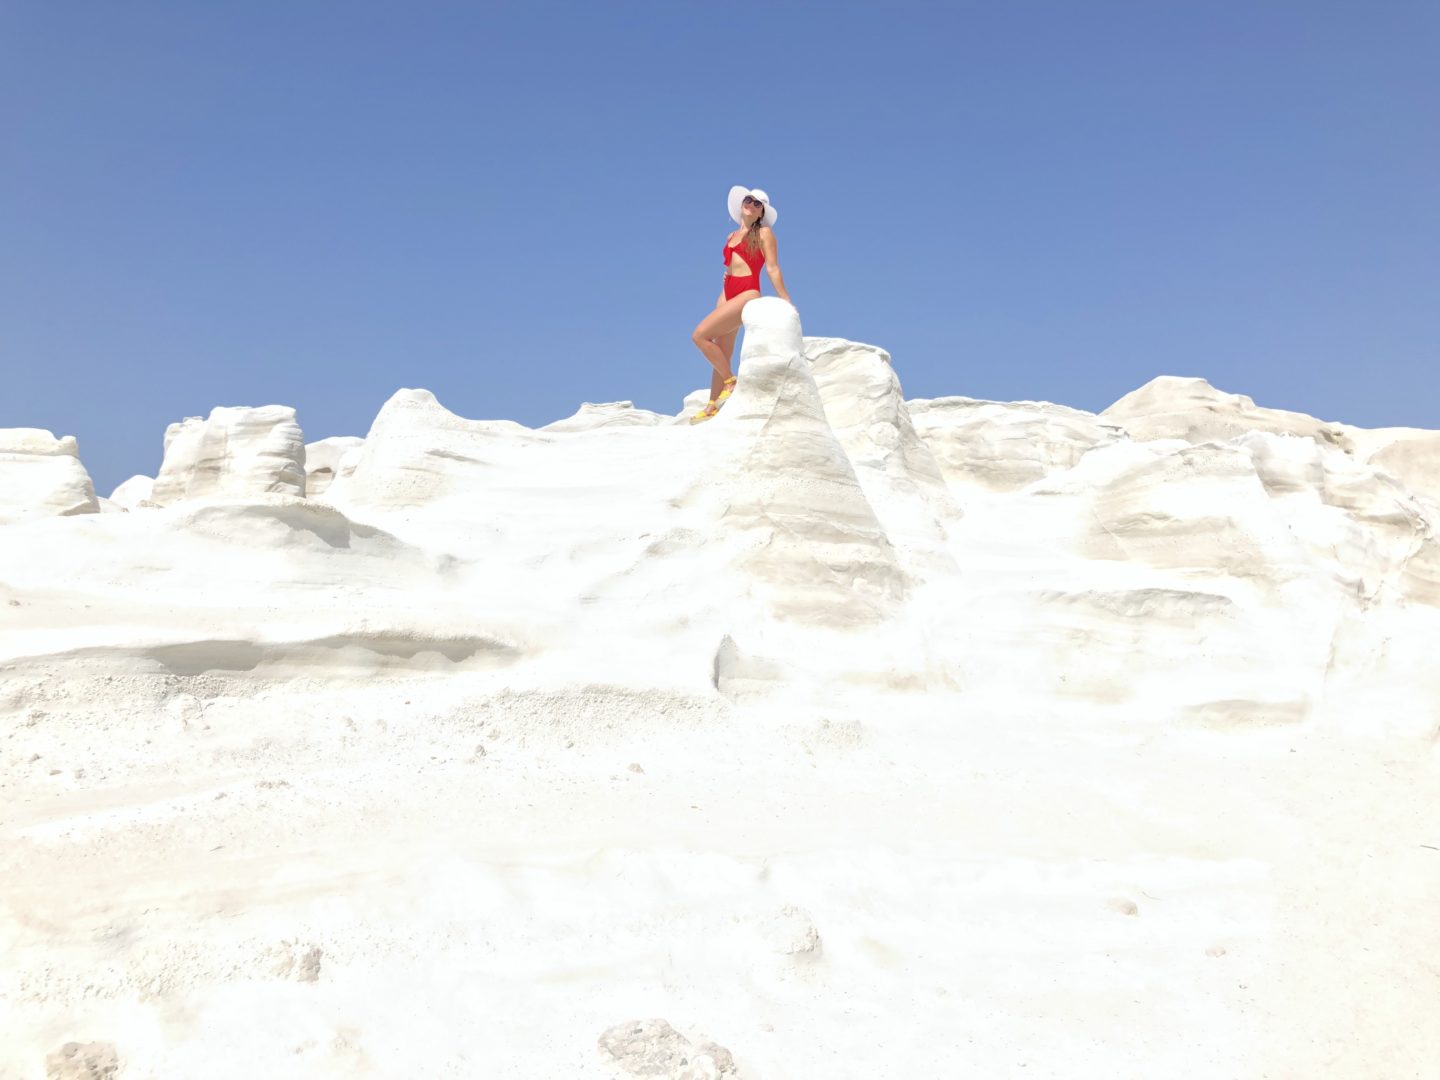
[689,399,719,424]
[715,376,738,406]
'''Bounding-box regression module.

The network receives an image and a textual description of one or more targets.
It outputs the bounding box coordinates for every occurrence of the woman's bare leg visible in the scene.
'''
[718,326,738,369]
[692,291,758,385]
[712,327,738,401]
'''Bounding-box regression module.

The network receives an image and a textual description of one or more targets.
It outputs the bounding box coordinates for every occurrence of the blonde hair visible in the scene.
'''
[736,200,767,255]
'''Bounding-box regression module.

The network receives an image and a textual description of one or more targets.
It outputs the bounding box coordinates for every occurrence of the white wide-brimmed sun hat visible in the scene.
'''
[728,185,778,228]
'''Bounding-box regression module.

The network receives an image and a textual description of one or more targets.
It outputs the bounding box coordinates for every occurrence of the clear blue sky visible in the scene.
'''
[3,1,1437,496]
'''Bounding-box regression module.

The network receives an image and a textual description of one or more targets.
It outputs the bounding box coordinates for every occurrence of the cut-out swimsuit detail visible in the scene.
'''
[723,235,765,300]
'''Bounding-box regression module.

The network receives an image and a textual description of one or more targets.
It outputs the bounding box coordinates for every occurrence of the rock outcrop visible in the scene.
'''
[3,340,1435,724]
[700,301,909,627]
[150,405,306,506]
[109,474,155,510]
[909,396,1126,493]
[0,428,98,524]
[1355,429,1440,508]
[3,337,1439,1080]
[1100,375,1348,447]
[303,435,364,497]
[805,337,960,582]
[323,389,533,511]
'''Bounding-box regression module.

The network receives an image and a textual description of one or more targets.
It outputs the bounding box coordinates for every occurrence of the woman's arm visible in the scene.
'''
[760,227,792,302]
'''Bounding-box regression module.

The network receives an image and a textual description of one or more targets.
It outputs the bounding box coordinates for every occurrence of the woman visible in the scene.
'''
[688,185,794,424]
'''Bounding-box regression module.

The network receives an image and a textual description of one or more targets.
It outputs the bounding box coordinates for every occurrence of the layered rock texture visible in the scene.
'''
[2,299,1438,1078]
[0,428,98,524]
[151,404,307,505]
[303,435,365,497]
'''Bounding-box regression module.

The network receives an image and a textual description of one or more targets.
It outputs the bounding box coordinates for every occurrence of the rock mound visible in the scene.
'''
[0,428,98,524]
[151,405,306,505]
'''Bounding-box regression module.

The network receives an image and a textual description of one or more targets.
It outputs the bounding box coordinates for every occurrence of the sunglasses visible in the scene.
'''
[742,196,764,208]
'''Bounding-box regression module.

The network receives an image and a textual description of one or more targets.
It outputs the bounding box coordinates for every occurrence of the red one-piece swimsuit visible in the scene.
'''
[723,233,765,300]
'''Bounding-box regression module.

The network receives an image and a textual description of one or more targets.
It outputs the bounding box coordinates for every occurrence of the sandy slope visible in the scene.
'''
[7,680,1437,1078]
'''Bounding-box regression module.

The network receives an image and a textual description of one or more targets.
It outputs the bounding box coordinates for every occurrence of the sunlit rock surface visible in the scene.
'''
[2,307,1437,1078]
[0,428,99,524]
[150,404,306,505]
[1100,374,1348,446]
[304,435,364,497]
[541,400,669,432]
[909,395,1126,493]
[108,474,156,510]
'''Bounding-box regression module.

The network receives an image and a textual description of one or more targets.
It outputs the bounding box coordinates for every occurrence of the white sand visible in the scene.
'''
[3,299,1438,1078]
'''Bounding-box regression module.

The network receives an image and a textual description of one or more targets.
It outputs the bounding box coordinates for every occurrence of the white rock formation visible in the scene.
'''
[699,302,910,629]
[303,435,364,497]
[109,474,155,510]
[1343,426,1440,508]
[909,395,1126,492]
[323,388,533,512]
[1101,374,1349,447]
[1,318,1438,1079]
[150,405,306,505]
[542,400,669,432]
[804,337,960,584]
[0,428,98,524]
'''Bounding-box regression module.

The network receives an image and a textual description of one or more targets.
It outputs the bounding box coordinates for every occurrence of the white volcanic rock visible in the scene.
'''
[1240,427,1434,593]
[0,428,98,524]
[3,333,1440,1078]
[542,400,669,432]
[1103,377,1440,508]
[1232,428,1440,729]
[303,435,364,497]
[700,301,908,628]
[109,474,155,510]
[934,412,1440,730]
[1101,375,1349,447]
[804,337,960,583]
[331,444,364,494]
[1078,439,1305,579]
[908,395,1127,492]
[328,303,908,633]
[915,405,1315,722]
[150,405,306,506]
[1349,428,1440,508]
[324,389,533,511]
